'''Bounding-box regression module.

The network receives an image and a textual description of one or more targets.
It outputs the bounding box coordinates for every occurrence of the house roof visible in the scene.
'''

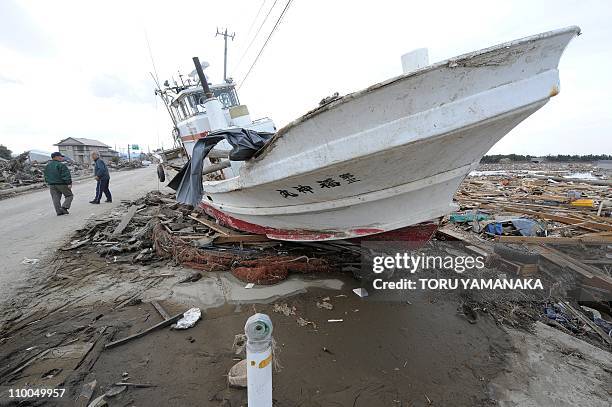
[55,137,110,148]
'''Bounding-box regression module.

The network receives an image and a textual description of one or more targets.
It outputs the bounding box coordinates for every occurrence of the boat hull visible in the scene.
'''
[195,26,579,241]
[200,201,440,242]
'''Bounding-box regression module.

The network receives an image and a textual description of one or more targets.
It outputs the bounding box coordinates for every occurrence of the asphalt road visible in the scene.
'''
[0,166,167,301]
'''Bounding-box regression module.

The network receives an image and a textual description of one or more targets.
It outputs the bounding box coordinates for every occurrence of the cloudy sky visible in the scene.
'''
[0,0,610,156]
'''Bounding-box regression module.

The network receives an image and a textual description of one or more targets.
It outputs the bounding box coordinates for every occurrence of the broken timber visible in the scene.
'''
[499,206,612,232]
[151,301,171,320]
[105,311,184,349]
[536,246,612,292]
[188,214,232,235]
[496,235,612,244]
[188,214,270,243]
[112,205,139,237]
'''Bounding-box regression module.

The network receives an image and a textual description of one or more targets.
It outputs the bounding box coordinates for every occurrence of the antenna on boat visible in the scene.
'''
[216,27,235,82]
[145,31,180,141]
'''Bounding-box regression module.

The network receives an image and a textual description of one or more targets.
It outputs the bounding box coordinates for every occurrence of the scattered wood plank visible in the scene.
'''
[188,215,232,236]
[437,227,520,272]
[61,239,91,251]
[75,380,97,407]
[6,349,51,377]
[518,263,539,276]
[536,246,612,292]
[75,327,108,370]
[112,205,138,237]
[496,235,612,244]
[543,246,610,279]
[536,246,594,278]
[500,206,611,232]
[436,227,472,242]
[104,312,184,349]
[531,174,612,187]
[114,382,157,388]
[561,300,612,346]
[80,327,116,372]
[214,234,270,244]
[151,301,170,320]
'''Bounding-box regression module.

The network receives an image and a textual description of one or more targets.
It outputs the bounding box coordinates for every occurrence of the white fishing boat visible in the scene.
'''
[158,26,580,241]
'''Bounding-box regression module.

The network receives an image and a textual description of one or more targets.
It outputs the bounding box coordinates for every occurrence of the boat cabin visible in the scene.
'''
[171,83,241,122]
[156,57,276,181]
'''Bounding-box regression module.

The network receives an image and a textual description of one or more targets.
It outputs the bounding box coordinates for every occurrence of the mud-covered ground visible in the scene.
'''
[1,173,611,406]
[2,252,610,406]
[1,276,514,407]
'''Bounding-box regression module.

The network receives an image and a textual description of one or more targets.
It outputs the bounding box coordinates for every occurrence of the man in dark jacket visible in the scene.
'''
[90,151,112,204]
[44,152,73,216]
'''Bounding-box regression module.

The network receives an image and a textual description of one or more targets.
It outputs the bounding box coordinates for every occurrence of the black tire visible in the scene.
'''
[493,243,540,264]
[157,164,166,182]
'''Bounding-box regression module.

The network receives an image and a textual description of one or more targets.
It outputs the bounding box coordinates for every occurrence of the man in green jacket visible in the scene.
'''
[44,152,73,216]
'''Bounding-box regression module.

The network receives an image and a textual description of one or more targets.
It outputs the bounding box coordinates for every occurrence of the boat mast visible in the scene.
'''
[192,56,228,130]
[192,57,213,97]
[216,28,235,82]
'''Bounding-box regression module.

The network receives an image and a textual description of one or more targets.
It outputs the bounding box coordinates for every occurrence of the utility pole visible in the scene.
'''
[128,144,131,162]
[216,27,235,82]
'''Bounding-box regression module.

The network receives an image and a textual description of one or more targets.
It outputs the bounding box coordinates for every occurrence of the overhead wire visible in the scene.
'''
[232,0,280,77]
[238,0,293,89]
[145,30,161,87]
[245,0,267,38]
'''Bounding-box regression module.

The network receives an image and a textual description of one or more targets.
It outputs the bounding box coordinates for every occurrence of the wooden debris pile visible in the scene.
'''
[433,165,612,348]
[0,151,91,191]
[454,166,611,240]
[440,165,611,301]
[0,152,45,188]
[64,191,356,285]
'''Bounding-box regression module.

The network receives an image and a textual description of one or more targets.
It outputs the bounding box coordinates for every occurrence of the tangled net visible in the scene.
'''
[152,221,335,285]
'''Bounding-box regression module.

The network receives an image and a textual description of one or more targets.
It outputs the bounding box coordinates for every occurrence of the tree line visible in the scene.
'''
[480,154,612,163]
[0,145,12,160]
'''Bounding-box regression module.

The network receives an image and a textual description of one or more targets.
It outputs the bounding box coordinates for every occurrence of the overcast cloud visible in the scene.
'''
[0,0,610,156]
[0,74,23,86]
[89,74,150,104]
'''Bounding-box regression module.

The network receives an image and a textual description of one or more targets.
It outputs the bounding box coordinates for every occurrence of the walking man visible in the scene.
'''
[89,151,112,204]
[44,152,73,216]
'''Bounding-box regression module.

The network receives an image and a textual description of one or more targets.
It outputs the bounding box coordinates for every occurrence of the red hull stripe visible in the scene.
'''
[181,131,209,142]
[200,202,438,242]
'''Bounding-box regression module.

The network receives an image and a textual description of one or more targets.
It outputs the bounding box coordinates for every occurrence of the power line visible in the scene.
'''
[245,0,267,38]
[239,0,293,89]
[145,30,161,86]
[232,0,280,76]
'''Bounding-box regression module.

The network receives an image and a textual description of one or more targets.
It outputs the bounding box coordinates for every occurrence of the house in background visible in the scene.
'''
[54,138,118,164]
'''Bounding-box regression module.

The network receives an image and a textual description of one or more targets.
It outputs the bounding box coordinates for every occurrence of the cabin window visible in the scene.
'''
[212,88,239,108]
[218,92,232,108]
[184,99,195,117]
[178,101,188,120]
[191,93,207,113]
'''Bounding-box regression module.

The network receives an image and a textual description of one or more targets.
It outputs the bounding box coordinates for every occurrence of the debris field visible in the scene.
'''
[0,162,610,406]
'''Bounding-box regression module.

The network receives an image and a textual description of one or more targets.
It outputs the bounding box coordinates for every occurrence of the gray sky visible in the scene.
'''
[0,0,610,156]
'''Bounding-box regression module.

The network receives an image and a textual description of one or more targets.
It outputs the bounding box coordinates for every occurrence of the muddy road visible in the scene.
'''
[0,166,167,302]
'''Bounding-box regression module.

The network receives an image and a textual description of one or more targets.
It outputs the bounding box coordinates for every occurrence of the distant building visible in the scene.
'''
[530,157,545,163]
[27,150,53,163]
[54,138,118,164]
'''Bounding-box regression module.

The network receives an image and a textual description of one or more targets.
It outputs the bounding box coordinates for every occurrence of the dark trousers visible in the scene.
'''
[94,178,112,202]
[50,184,73,215]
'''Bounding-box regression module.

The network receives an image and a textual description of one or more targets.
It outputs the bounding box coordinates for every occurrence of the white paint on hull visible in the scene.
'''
[195,26,580,240]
